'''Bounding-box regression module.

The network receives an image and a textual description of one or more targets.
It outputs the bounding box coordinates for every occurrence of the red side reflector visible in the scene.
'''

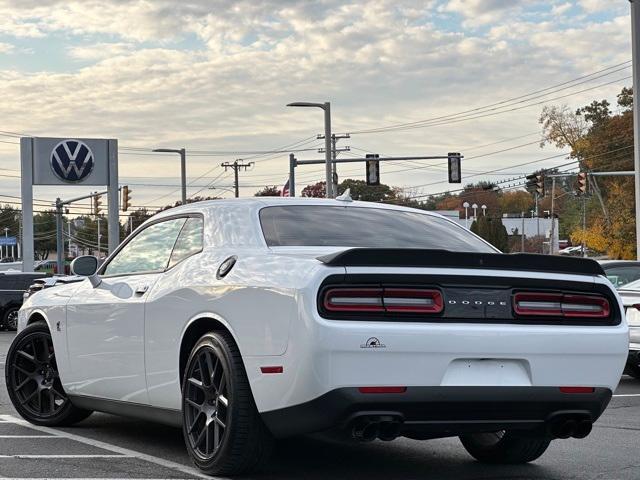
[358,386,407,394]
[260,366,283,374]
[559,386,595,394]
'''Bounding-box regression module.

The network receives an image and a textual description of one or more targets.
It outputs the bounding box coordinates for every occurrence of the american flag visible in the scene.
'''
[281,179,290,197]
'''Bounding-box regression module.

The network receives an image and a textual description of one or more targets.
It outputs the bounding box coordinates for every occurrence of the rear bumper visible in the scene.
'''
[261,386,612,438]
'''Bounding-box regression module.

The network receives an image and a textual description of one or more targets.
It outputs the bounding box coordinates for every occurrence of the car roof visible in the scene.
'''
[149,197,449,223]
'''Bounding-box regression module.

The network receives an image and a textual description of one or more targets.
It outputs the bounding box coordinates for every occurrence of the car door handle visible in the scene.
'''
[135,284,149,295]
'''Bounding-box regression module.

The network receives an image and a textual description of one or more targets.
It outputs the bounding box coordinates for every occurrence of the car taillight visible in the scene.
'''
[323,288,385,312]
[513,292,610,318]
[323,287,443,314]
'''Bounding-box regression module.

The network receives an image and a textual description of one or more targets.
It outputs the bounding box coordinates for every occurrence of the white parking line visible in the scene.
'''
[0,415,214,479]
[0,435,54,438]
[0,454,133,459]
[613,393,640,397]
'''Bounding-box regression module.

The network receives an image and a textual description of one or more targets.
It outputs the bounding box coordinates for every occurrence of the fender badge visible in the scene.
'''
[360,337,386,349]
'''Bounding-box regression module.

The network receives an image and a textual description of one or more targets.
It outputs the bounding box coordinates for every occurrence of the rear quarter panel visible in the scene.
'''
[144,247,335,409]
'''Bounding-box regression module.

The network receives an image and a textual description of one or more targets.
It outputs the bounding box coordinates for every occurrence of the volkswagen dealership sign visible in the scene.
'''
[30,137,109,186]
[50,139,95,183]
[20,136,119,272]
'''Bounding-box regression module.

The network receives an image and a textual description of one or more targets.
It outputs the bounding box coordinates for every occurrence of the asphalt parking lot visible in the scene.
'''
[1,331,639,480]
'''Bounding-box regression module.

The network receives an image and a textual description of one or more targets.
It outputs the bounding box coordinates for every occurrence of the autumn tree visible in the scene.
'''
[539,87,635,258]
[254,186,281,197]
[301,181,326,198]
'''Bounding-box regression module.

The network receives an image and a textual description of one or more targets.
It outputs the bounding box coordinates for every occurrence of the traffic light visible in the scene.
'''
[525,173,538,192]
[122,185,132,212]
[577,172,588,195]
[365,154,380,186]
[448,152,462,183]
[93,194,102,216]
[535,174,544,197]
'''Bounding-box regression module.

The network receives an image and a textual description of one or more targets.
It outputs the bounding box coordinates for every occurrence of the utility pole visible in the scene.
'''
[221,160,254,198]
[631,0,640,259]
[521,212,525,252]
[55,198,63,275]
[550,176,557,255]
[318,133,350,194]
[97,217,101,257]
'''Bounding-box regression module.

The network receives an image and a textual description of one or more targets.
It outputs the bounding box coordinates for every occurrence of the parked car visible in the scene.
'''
[0,272,50,330]
[600,260,640,289]
[617,279,640,379]
[5,198,628,476]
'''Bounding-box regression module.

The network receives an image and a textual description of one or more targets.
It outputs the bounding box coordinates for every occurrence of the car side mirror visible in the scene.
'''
[70,256,101,287]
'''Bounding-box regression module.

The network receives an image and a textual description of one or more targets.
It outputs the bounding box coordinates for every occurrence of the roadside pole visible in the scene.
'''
[550,176,557,255]
[55,198,63,275]
[521,212,525,252]
[632,0,640,259]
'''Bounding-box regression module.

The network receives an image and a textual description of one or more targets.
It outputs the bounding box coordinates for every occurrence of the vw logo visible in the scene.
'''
[50,139,94,183]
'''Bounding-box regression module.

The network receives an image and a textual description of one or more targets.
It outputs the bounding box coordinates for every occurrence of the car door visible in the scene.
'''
[65,217,187,403]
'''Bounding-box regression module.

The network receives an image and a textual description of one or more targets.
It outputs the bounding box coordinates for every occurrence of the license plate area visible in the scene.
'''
[441,359,532,386]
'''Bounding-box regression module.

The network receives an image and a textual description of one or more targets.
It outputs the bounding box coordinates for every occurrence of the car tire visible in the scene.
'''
[460,430,550,464]
[626,361,640,379]
[3,307,19,331]
[182,331,273,476]
[5,322,93,426]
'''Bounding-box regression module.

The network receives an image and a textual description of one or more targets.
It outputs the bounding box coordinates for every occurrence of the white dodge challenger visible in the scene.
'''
[5,197,629,476]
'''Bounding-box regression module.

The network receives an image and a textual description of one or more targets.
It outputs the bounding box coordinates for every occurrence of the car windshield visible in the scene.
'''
[602,264,640,289]
[619,277,640,292]
[259,205,496,252]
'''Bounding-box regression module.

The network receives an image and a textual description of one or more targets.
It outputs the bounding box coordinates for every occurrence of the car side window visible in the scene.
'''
[103,218,187,276]
[169,217,204,268]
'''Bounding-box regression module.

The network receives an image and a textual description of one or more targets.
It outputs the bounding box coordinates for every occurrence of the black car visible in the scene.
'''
[0,272,50,331]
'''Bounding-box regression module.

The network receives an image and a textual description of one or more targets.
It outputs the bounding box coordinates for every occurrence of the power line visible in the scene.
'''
[350,61,631,134]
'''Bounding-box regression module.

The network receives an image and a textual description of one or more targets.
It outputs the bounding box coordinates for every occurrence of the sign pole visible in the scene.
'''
[20,138,34,272]
[107,139,119,255]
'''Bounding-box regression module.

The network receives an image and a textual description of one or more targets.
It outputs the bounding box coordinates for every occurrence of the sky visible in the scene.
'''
[0,0,633,214]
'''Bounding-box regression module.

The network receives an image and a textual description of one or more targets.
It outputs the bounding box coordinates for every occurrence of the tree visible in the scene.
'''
[254,186,281,197]
[539,87,636,258]
[470,216,508,252]
[499,191,533,215]
[33,211,57,260]
[337,179,397,202]
[301,181,326,198]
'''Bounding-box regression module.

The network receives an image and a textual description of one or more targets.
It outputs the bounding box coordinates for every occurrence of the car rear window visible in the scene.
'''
[259,205,495,252]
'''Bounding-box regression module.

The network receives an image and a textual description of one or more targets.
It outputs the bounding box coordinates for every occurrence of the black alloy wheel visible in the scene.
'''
[184,343,230,459]
[4,307,19,331]
[182,332,273,475]
[5,322,92,426]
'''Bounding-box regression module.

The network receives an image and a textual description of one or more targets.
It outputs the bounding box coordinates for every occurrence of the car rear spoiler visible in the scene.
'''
[316,248,605,276]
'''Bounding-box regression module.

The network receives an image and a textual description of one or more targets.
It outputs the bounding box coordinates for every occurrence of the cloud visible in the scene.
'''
[67,42,135,61]
[0,41,15,53]
[0,0,632,203]
[440,0,529,26]
[552,2,573,16]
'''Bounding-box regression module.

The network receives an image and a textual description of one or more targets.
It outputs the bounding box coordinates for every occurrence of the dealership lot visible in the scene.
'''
[1,331,639,480]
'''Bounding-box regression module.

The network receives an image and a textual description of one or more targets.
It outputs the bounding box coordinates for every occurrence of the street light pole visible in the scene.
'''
[153,148,187,204]
[463,202,470,229]
[631,0,640,259]
[287,101,333,198]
